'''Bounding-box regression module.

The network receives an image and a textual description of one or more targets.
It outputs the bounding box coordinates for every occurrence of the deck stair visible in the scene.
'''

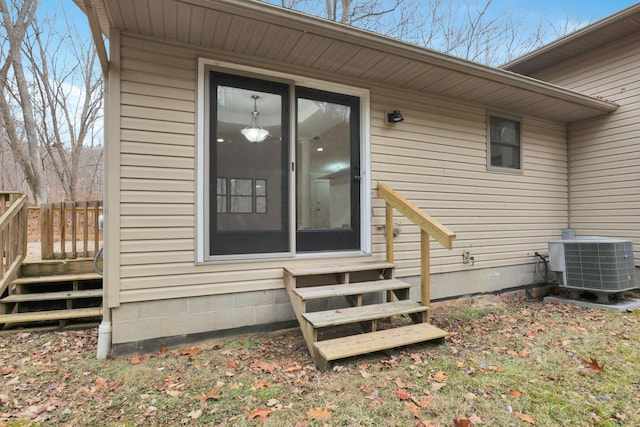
[284,261,448,369]
[0,259,102,330]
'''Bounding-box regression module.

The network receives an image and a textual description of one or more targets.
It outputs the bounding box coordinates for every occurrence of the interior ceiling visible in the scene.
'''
[85,0,618,123]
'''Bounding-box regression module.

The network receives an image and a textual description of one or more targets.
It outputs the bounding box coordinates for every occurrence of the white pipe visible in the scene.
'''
[96,319,111,359]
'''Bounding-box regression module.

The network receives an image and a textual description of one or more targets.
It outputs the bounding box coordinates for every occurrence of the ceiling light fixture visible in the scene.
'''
[241,95,269,143]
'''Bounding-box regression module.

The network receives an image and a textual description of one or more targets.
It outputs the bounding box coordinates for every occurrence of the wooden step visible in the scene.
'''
[0,307,102,324]
[1,289,103,303]
[20,259,97,277]
[293,278,410,301]
[285,261,394,277]
[303,300,427,328]
[12,272,102,286]
[314,323,448,362]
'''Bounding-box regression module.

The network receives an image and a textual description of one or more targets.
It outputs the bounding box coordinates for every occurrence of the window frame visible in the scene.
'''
[196,58,371,263]
[486,113,523,173]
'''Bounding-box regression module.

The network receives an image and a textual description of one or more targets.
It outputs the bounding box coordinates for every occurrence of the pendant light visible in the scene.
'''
[241,95,269,143]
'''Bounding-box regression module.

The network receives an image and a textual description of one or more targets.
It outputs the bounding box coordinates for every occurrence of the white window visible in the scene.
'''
[488,115,521,170]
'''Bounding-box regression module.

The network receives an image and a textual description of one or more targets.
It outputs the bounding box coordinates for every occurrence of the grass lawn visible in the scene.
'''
[0,294,639,426]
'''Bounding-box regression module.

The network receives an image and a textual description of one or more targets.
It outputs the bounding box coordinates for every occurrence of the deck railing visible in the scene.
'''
[39,201,103,260]
[0,192,28,295]
[377,183,456,318]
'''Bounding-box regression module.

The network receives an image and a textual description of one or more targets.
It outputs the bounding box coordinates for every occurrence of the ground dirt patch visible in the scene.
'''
[1,295,639,426]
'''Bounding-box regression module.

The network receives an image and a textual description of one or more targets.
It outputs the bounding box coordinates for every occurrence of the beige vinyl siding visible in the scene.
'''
[530,32,640,258]
[118,35,371,304]
[369,87,568,278]
[117,34,569,303]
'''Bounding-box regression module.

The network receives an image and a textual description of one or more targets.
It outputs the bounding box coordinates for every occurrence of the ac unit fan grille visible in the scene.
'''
[564,241,637,292]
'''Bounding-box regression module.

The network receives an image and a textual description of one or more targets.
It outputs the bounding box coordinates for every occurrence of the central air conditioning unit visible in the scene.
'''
[548,237,637,295]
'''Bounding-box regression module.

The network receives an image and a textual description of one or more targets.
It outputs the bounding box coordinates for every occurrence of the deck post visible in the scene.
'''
[385,202,394,263]
[420,230,430,315]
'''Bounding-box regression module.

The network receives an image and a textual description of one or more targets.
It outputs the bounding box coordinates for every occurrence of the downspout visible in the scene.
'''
[80,0,111,359]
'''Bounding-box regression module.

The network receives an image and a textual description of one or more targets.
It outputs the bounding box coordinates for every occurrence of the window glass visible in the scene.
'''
[489,116,521,169]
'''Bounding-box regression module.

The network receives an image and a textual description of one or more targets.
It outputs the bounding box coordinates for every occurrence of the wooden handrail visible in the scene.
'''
[377,182,456,317]
[378,183,455,249]
[0,192,28,296]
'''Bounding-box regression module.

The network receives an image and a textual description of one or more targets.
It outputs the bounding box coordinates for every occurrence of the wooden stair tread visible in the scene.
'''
[12,272,102,285]
[314,323,448,361]
[294,278,409,301]
[1,289,103,303]
[0,307,102,324]
[284,261,394,277]
[303,300,426,328]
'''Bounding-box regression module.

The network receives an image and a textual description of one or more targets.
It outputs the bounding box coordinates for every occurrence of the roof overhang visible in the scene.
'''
[77,0,618,123]
[504,3,640,76]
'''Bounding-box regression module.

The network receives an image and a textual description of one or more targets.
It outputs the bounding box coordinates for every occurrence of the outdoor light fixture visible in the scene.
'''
[386,110,404,123]
[241,95,269,143]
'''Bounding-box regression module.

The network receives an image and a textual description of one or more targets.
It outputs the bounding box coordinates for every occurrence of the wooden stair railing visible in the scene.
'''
[39,200,102,260]
[0,192,28,297]
[377,182,456,319]
[283,185,456,369]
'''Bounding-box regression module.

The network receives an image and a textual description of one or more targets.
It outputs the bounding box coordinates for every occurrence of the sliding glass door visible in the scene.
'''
[209,72,289,255]
[296,87,360,252]
[209,73,361,256]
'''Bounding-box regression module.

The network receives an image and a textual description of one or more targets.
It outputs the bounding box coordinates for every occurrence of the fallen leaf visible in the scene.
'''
[464,392,476,402]
[588,412,601,421]
[226,360,240,370]
[432,370,448,382]
[294,419,309,427]
[90,378,107,393]
[250,360,281,373]
[188,408,203,419]
[469,413,483,424]
[248,408,273,420]
[453,419,471,427]
[396,388,410,400]
[1,366,15,375]
[613,413,626,421]
[581,358,605,372]
[143,406,157,417]
[179,348,201,356]
[406,401,422,419]
[252,380,270,390]
[508,389,524,399]
[307,407,332,420]
[193,386,223,407]
[515,412,535,424]
[159,343,167,355]
[130,354,147,365]
[431,382,446,392]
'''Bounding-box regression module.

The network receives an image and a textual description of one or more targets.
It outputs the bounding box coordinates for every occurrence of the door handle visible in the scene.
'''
[354,175,361,181]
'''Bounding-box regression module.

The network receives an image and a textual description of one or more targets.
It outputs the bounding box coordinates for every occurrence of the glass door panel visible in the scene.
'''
[210,72,289,255]
[296,87,360,252]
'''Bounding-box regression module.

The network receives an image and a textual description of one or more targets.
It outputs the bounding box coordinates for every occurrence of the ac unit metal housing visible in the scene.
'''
[548,237,637,293]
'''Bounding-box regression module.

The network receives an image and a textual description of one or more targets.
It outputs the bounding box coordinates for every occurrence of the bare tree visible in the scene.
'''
[270,0,588,66]
[0,0,47,203]
[0,0,103,203]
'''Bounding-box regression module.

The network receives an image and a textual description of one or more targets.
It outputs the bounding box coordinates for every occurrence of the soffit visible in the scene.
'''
[504,3,640,76]
[88,0,617,123]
